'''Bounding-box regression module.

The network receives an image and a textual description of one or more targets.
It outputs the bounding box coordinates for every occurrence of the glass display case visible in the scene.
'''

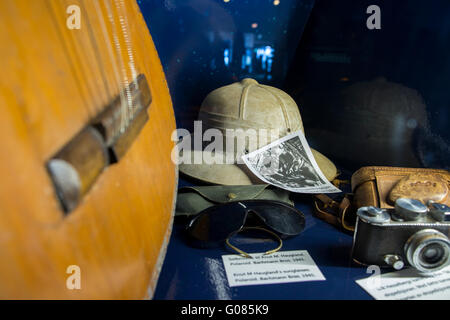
[139,0,450,300]
[2,0,448,303]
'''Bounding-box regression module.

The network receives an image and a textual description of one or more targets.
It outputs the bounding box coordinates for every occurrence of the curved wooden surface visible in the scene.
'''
[0,0,177,299]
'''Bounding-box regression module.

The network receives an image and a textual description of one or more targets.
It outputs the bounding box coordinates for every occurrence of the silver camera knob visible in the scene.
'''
[428,202,450,222]
[394,198,428,221]
[384,254,405,270]
[356,206,390,223]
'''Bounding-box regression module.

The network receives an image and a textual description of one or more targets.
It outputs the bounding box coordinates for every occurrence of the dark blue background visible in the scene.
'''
[139,0,449,169]
[284,0,450,170]
[139,0,314,132]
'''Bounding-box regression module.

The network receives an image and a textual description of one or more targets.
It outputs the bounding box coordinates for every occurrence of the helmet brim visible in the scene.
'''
[178,149,338,186]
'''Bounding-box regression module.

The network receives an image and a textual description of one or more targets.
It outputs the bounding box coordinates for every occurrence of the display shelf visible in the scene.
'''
[154,178,374,300]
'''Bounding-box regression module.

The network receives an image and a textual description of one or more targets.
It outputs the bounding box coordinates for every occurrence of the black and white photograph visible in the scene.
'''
[242,131,341,193]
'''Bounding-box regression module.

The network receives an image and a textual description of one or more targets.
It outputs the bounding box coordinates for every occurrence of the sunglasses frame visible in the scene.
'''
[186,199,306,248]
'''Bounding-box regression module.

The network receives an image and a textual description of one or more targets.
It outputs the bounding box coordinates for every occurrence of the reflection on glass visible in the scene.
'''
[139,0,314,130]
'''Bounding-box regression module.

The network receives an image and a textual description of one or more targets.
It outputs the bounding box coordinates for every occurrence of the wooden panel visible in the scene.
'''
[0,0,176,299]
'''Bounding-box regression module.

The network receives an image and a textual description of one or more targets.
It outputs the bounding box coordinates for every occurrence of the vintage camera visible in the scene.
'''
[352,198,450,273]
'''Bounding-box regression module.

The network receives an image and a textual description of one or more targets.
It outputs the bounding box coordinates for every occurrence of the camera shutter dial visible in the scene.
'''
[394,198,428,221]
[356,206,390,224]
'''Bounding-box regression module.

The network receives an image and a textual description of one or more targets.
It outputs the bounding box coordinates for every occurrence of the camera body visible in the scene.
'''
[352,198,450,273]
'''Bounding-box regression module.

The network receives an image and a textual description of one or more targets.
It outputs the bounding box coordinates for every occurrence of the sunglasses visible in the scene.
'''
[186,200,306,254]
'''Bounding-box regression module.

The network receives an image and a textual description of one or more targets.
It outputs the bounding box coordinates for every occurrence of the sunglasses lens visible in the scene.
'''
[247,202,305,236]
[187,202,247,243]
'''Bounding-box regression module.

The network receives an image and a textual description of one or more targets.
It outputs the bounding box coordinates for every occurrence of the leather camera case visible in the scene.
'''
[351,166,450,209]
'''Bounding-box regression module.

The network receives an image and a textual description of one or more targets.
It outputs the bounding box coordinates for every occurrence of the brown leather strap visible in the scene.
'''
[313,195,339,226]
[339,196,354,231]
[313,194,355,232]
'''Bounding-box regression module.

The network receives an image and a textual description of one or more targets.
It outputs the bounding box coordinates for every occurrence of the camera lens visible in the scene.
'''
[420,244,445,266]
[404,229,450,273]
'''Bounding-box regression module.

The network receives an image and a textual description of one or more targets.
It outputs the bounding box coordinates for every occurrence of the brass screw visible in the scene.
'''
[228,193,237,200]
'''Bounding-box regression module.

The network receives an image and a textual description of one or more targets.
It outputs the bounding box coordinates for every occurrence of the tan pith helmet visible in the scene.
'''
[179,78,337,185]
